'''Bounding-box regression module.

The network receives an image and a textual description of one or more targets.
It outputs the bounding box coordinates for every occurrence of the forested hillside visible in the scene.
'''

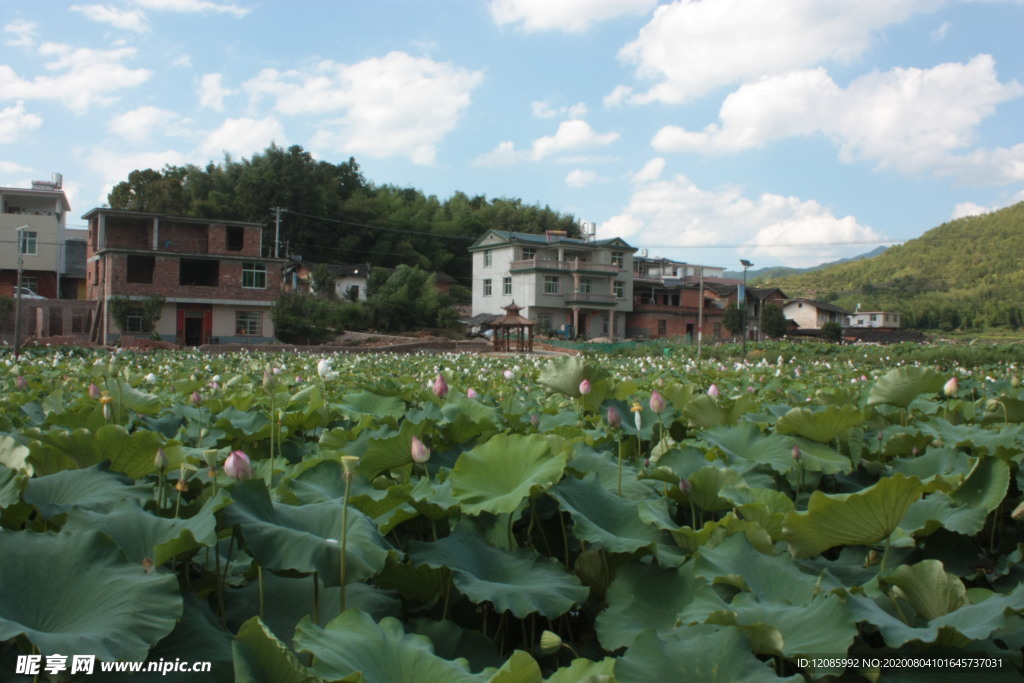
[107,144,581,286]
[759,202,1024,330]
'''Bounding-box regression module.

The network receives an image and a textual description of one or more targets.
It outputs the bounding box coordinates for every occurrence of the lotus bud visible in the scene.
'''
[943,377,958,397]
[606,405,622,429]
[649,389,666,413]
[144,372,157,384]
[678,478,692,495]
[530,413,540,427]
[191,391,202,406]
[503,369,514,380]
[538,630,563,656]
[579,379,591,396]
[15,375,27,390]
[224,450,252,481]
[154,446,168,471]
[467,387,479,398]
[707,384,719,398]
[433,373,449,397]
[411,436,430,464]
[317,358,332,378]
[89,383,101,399]
[1012,376,1021,388]
[792,445,801,461]
[262,368,274,389]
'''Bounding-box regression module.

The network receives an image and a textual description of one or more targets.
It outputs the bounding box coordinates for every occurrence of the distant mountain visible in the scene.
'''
[723,245,888,280]
[756,202,1024,331]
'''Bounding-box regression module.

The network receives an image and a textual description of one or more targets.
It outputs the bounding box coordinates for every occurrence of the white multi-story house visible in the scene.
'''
[1,175,72,299]
[847,310,901,329]
[783,299,852,330]
[469,229,636,340]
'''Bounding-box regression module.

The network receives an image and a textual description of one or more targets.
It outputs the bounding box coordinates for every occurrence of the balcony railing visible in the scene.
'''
[509,259,620,275]
[563,291,619,305]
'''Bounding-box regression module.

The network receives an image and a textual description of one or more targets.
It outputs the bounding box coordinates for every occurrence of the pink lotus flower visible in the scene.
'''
[224,450,252,481]
[649,390,666,413]
[503,370,514,380]
[606,405,622,429]
[433,374,449,398]
[15,375,27,390]
[792,445,801,461]
[411,436,430,464]
[89,383,101,399]
[191,391,202,406]
[579,379,591,396]
[467,388,479,398]
[707,384,719,398]
[678,478,692,495]
[944,377,958,397]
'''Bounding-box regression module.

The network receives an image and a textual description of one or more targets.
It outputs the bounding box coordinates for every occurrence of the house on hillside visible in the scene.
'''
[284,258,376,301]
[783,299,852,330]
[84,208,286,345]
[846,309,901,330]
[469,229,636,340]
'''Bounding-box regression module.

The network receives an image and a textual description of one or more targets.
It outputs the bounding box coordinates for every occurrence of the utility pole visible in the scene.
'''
[740,259,753,355]
[696,266,704,359]
[271,207,284,258]
[13,226,27,358]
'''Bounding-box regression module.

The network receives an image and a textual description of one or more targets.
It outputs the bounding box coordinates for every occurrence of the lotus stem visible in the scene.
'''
[312,571,320,625]
[339,456,358,612]
[258,564,265,619]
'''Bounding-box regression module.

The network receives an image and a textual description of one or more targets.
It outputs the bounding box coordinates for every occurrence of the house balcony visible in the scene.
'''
[509,259,621,275]
[563,291,620,306]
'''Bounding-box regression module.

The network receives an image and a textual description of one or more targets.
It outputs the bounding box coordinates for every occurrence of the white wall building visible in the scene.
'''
[469,229,636,340]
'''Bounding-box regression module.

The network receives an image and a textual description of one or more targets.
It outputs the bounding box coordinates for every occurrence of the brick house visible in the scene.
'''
[84,209,285,345]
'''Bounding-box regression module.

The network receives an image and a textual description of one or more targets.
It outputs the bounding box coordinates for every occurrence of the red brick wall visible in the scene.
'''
[158,221,208,254]
[105,220,151,250]
[207,224,263,256]
[101,254,280,302]
[627,309,729,340]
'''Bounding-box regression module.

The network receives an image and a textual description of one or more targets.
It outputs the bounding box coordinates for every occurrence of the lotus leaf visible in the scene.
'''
[408,529,587,618]
[0,529,182,660]
[776,405,864,443]
[23,461,150,520]
[952,456,1010,513]
[233,616,323,683]
[537,355,608,398]
[595,562,702,650]
[867,366,946,408]
[26,424,169,478]
[783,473,924,558]
[294,610,489,682]
[886,560,967,621]
[450,433,566,516]
[549,474,667,555]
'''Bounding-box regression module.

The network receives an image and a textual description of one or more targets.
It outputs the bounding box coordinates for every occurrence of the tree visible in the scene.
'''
[270,292,343,344]
[821,321,843,342]
[761,303,787,339]
[364,265,453,332]
[722,302,744,337]
[309,264,336,300]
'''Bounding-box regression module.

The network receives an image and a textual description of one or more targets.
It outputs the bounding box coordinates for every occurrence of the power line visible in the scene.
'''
[281,209,477,241]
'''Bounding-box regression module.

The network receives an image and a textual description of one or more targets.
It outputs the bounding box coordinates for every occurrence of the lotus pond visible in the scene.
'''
[2,345,1024,681]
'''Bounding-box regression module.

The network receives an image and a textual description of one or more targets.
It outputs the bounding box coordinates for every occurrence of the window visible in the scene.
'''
[657,320,667,336]
[502,276,512,295]
[614,282,624,299]
[537,312,553,331]
[19,231,37,255]
[484,249,493,267]
[522,247,536,260]
[226,226,245,251]
[579,278,592,294]
[236,311,261,336]
[483,278,492,296]
[544,276,560,294]
[124,308,145,334]
[242,262,267,289]
[22,276,38,294]
[180,259,219,287]
[713,322,722,339]
[870,314,877,322]
[126,255,155,284]
[611,251,624,268]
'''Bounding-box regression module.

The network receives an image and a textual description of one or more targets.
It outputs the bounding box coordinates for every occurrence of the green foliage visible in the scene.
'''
[761,302,786,339]
[108,294,165,336]
[762,201,1024,332]
[364,265,452,332]
[270,291,343,344]
[821,320,843,342]
[722,301,744,336]
[308,264,336,300]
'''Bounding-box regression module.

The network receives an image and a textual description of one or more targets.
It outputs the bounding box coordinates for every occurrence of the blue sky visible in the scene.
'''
[2,0,1022,269]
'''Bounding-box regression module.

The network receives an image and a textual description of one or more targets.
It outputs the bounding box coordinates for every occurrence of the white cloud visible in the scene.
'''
[475,119,620,165]
[631,157,665,184]
[71,5,150,32]
[132,0,250,17]
[4,20,37,47]
[651,56,1024,184]
[930,20,951,41]
[108,106,187,144]
[951,202,990,219]
[197,117,286,161]
[198,73,233,110]
[247,52,482,165]
[489,0,657,32]
[0,43,150,114]
[531,100,587,119]
[0,160,33,175]
[617,0,941,104]
[602,168,885,267]
[0,102,42,143]
[566,169,599,187]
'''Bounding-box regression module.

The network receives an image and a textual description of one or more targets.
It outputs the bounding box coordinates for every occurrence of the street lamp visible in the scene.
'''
[739,259,753,354]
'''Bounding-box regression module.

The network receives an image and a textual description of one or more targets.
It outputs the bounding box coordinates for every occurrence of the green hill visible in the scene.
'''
[757,202,1024,331]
